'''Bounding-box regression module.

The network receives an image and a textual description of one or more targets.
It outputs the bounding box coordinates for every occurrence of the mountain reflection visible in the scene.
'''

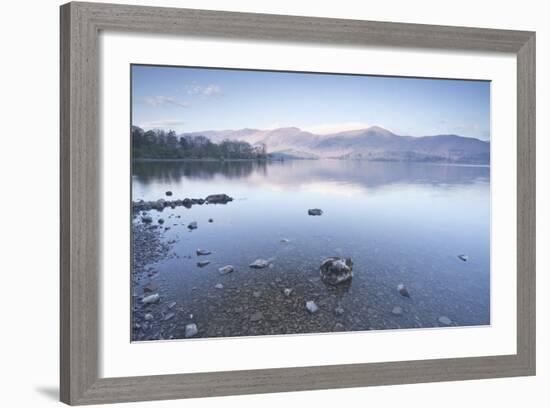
[132,159,489,192]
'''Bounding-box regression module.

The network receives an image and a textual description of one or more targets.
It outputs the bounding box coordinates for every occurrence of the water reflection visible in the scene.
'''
[131,159,490,341]
[133,159,489,196]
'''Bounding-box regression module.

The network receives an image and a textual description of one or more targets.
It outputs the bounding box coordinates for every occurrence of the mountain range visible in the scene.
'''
[180,125,490,164]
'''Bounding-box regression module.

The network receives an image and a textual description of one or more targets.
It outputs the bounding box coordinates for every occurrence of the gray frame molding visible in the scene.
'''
[60,2,536,405]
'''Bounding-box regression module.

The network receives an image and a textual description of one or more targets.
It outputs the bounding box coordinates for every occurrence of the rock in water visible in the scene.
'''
[208,218,213,223]
[187,221,198,230]
[438,316,452,326]
[319,257,353,285]
[280,238,290,244]
[249,259,270,269]
[141,215,153,224]
[144,313,154,321]
[185,323,198,338]
[143,281,159,293]
[197,260,211,268]
[196,248,211,256]
[283,288,293,297]
[308,208,323,216]
[397,283,410,298]
[165,191,172,196]
[457,254,469,262]
[218,265,234,275]
[392,306,403,316]
[250,311,264,322]
[158,218,164,225]
[141,293,160,304]
[214,283,224,289]
[205,194,233,204]
[306,300,319,313]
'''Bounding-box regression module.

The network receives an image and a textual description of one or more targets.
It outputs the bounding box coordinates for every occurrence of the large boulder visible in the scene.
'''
[319,257,353,285]
[205,194,233,204]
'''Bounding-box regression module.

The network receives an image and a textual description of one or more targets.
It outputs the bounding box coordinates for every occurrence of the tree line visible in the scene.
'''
[131,126,267,160]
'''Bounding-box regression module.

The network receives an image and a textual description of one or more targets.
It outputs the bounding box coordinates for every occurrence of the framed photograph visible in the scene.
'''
[60,2,535,405]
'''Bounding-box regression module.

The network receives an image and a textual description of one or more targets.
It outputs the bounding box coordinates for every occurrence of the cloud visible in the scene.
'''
[302,121,373,135]
[143,96,190,108]
[186,83,222,97]
[140,119,187,130]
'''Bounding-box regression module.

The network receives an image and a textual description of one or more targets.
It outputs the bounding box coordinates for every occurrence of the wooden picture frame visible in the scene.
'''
[60,2,535,405]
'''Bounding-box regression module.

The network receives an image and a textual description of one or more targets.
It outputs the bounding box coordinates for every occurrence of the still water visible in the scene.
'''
[131,160,490,341]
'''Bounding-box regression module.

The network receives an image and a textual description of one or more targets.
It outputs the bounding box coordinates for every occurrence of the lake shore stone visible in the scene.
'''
[308,208,323,216]
[141,293,160,304]
[249,259,270,269]
[392,306,403,316]
[397,283,410,298]
[185,323,198,338]
[250,311,264,322]
[306,300,319,313]
[218,265,234,274]
[196,248,211,256]
[438,316,452,326]
[205,194,233,204]
[320,257,353,285]
[197,260,211,268]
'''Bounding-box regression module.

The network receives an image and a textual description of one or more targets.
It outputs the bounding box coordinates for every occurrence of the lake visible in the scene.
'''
[131,159,490,341]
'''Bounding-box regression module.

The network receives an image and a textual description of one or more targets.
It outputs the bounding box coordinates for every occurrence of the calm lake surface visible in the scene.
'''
[131,160,490,341]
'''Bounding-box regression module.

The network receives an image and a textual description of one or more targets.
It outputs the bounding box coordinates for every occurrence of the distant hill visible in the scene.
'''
[179,125,490,164]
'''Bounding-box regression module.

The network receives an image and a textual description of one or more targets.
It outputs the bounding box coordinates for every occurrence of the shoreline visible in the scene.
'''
[132,157,489,166]
[133,157,276,163]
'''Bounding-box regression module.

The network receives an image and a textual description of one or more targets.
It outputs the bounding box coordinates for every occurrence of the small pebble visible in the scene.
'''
[438,316,452,326]
[185,323,198,338]
[392,306,403,316]
[306,300,319,314]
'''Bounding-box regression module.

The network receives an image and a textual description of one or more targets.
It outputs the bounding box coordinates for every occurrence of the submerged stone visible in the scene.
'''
[392,306,403,316]
[141,293,160,304]
[249,259,270,269]
[397,283,410,298]
[250,311,264,322]
[457,254,469,262]
[306,300,319,313]
[185,323,198,338]
[218,265,234,275]
[438,316,452,326]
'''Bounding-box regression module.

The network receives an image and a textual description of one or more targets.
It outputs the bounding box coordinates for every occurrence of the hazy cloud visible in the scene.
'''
[140,119,187,130]
[186,83,222,97]
[303,122,373,135]
[143,96,190,108]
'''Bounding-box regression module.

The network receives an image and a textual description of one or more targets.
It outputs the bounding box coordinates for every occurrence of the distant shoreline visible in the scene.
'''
[132,157,489,166]
[132,157,274,163]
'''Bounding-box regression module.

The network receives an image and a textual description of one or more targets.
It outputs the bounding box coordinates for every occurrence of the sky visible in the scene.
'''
[131,64,491,140]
